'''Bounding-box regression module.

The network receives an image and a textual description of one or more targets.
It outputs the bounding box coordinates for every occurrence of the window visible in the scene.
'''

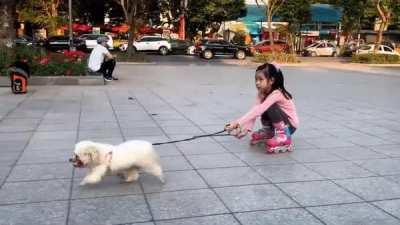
[383,46,393,52]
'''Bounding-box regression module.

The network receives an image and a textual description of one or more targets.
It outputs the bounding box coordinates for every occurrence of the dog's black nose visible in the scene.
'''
[69,158,73,162]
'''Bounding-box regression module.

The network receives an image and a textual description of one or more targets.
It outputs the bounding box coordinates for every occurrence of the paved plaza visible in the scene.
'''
[1,62,400,225]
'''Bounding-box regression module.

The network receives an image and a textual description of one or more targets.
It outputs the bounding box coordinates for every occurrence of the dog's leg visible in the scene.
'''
[80,165,108,186]
[145,165,165,183]
[123,168,139,183]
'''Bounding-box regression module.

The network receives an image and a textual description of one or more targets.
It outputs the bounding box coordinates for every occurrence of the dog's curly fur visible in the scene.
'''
[73,140,165,186]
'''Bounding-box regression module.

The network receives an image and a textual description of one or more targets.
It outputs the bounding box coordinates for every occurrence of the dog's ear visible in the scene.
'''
[86,147,99,162]
[78,141,99,163]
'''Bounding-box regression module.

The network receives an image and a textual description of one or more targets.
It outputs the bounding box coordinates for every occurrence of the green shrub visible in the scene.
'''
[351,54,400,64]
[31,60,87,76]
[232,31,247,46]
[253,52,300,63]
[0,46,15,76]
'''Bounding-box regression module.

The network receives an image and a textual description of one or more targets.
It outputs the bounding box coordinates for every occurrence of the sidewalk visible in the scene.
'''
[0,64,400,225]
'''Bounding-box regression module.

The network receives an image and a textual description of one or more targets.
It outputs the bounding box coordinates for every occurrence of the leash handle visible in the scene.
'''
[153,129,229,146]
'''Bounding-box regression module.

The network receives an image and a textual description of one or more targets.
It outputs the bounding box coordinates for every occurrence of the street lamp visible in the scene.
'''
[68,0,74,50]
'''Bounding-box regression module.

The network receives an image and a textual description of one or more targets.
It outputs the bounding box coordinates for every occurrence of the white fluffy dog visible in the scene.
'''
[70,140,165,186]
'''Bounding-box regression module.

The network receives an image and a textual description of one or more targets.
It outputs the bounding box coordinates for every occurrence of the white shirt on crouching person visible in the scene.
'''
[88,44,111,72]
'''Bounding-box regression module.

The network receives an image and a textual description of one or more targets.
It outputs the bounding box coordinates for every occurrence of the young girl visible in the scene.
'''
[225,62,299,153]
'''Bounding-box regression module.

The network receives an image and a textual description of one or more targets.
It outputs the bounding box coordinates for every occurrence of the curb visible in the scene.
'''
[0,75,104,87]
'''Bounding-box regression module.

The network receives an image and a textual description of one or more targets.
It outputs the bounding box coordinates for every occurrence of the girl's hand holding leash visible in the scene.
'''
[225,123,249,139]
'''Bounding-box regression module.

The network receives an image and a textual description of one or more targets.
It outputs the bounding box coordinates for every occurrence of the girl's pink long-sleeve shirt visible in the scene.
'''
[233,90,299,131]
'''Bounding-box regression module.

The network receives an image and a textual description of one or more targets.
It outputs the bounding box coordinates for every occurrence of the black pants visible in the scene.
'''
[98,59,115,79]
[261,104,296,134]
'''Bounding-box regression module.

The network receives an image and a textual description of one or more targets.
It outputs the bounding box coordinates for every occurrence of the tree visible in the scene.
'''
[276,0,311,53]
[17,0,64,36]
[256,0,285,46]
[373,0,396,51]
[187,0,246,37]
[114,0,158,56]
[0,0,17,46]
[114,0,139,56]
[333,0,368,43]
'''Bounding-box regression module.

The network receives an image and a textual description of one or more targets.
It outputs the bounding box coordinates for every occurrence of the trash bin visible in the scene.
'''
[8,61,30,94]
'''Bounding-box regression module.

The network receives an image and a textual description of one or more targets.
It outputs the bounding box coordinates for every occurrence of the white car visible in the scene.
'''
[78,34,114,50]
[119,36,171,55]
[356,44,399,55]
[303,41,337,57]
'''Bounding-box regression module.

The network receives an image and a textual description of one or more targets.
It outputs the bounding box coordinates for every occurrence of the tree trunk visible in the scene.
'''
[0,0,16,47]
[267,13,274,46]
[127,16,136,57]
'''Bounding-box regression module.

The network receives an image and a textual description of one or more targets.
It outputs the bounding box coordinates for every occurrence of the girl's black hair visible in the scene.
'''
[256,63,292,100]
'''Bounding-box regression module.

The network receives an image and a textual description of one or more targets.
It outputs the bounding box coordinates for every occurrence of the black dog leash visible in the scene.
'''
[153,130,230,146]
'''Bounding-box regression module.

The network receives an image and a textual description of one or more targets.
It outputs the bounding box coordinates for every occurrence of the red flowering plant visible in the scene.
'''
[62,50,86,62]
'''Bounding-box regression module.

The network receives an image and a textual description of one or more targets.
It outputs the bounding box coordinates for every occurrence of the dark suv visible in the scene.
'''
[197,39,249,60]
[44,36,86,51]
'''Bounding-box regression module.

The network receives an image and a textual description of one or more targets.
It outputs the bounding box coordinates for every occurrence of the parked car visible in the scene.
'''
[44,36,85,51]
[169,39,194,55]
[14,35,45,46]
[302,41,337,57]
[197,39,250,60]
[119,36,171,55]
[77,34,114,50]
[249,40,289,54]
[356,44,400,55]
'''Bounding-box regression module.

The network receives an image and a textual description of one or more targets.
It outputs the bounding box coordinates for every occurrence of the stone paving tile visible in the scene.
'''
[155,214,240,225]
[0,140,28,152]
[78,128,123,139]
[306,136,356,149]
[289,149,343,163]
[122,127,165,137]
[146,189,228,220]
[7,163,73,182]
[175,140,228,155]
[277,180,362,206]
[78,121,120,130]
[17,149,71,164]
[25,139,76,151]
[214,184,298,212]
[186,153,246,169]
[235,208,324,225]
[255,164,324,183]
[217,139,255,153]
[71,176,142,199]
[162,126,204,136]
[367,145,400,157]
[30,131,77,141]
[160,155,193,171]
[307,203,400,225]
[334,177,400,201]
[36,124,77,132]
[327,146,388,160]
[0,151,21,166]
[141,170,207,193]
[346,134,391,146]
[0,179,70,204]
[372,199,400,219]
[0,165,11,185]
[385,175,400,184]
[153,144,182,157]
[0,131,32,142]
[0,201,68,225]
[305,161,375,179]
[198,167,268,187]
[353,158,400,176]
[69,195,151,225]
[235,151,297,166]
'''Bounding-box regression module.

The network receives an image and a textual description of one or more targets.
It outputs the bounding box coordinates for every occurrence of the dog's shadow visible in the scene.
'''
[72,176,143,198]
